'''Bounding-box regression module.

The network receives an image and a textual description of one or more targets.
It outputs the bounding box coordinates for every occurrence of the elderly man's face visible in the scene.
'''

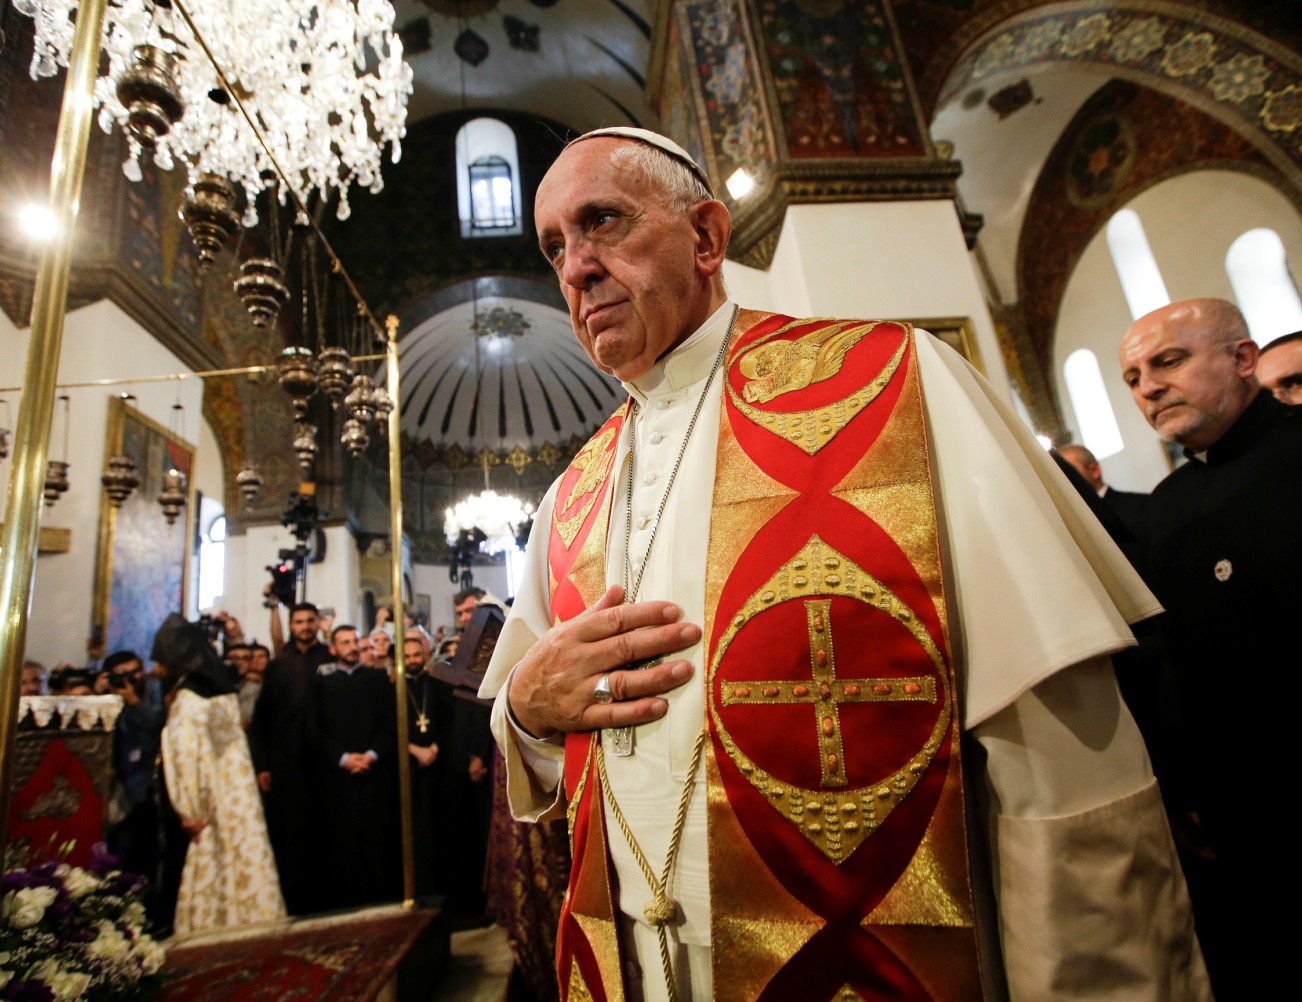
[535,139,710,381]
[1258,340,1302,405]
[1120,304,1258,452]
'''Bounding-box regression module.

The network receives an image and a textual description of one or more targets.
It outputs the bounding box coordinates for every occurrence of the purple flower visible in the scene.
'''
[86,847,119,876]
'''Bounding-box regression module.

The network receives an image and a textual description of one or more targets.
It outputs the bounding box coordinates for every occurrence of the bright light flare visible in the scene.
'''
[18,204,57,241]
[726,168,754,200]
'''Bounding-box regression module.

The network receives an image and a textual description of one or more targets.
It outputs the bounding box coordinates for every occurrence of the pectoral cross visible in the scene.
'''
[416,712,429,735]
[721,599,935,787]
[608,654,663,757]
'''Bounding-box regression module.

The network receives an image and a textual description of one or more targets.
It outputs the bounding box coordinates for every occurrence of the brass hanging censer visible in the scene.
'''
[317,346,355,404]
[235,258,292,328]
[100,454,140,508]
[180,173,240,271]
[42,461,70,507]
[344,374,378,424]
[236,466,264,503]
[157,468,187,525]
[340,417,369,457]
[115,45,184,149]
[278,347,318,417]
[293,420,319,472]
[42,395,73,508]
[0,397,10,460]
[371,384,394,423]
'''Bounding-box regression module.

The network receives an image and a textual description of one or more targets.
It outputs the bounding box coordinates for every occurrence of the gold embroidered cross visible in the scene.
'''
[721,599,936,788]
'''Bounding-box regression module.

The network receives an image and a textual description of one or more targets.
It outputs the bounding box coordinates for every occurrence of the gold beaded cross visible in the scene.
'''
[721,598,935,788]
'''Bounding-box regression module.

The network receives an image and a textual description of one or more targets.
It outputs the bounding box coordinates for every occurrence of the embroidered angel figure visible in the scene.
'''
[739,321,880,404]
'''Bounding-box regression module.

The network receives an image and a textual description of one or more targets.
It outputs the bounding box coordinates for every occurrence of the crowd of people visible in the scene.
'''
[19,587,497,940]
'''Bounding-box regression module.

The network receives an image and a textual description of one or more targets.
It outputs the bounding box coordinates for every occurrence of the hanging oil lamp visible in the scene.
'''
[115,45,184,149]
[293,420,318,472]
[340,417,369,457]
[344,374,377,424]
[236,466,264,503]
[317,346,355,404]
[180,173,240,271]
[157,467,187,525]
[235,258,292,328]
[100,454,140,508]
[278,347,318,417]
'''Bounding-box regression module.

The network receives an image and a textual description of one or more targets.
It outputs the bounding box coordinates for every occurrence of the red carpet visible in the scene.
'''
[159,909,436,1001]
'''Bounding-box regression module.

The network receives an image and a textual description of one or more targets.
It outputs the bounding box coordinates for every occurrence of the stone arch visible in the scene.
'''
[925,1,1302,192]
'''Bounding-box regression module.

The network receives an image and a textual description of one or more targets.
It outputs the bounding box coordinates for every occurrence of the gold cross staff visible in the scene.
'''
[721,599,936,788]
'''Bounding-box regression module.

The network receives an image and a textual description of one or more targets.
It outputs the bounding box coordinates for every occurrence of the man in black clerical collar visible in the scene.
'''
[310,624,399,910]
[246,601,333,914]
[1120,297,1302,996]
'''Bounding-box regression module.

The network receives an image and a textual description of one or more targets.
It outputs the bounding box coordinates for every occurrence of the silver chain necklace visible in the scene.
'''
[609,304,738,757]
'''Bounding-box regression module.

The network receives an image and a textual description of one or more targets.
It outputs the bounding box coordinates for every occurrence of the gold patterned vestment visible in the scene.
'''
[483,304,1209,1002]
[547,312,979,999]
[162,688,286,937]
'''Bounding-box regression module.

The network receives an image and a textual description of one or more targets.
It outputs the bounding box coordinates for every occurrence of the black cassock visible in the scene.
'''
[247,640,332,914]
[405,670,454,900]
[309,664,400,911]
[1142,390,1301,994]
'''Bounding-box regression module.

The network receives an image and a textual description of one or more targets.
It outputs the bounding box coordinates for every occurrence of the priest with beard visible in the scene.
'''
[156,614,285,936]
[309,624,400,910]
[403,629,453,902]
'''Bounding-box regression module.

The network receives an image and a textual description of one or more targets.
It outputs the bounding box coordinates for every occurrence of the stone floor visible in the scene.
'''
[430,924,514,1002]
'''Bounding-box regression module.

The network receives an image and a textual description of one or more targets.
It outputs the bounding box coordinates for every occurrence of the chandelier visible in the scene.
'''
[445,490,533,556]
[17,0,412,224]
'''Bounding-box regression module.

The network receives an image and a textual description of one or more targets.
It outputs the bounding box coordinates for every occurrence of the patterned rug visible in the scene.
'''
[159,908,437,1001]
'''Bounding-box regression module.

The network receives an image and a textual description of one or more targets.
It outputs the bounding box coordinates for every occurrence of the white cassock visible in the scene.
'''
[481,302,1208,1001]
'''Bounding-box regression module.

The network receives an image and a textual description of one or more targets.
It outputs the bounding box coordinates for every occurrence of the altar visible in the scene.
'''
[9,695,123,866]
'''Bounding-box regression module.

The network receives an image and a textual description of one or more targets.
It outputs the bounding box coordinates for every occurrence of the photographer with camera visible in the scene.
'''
[103,650,167,924]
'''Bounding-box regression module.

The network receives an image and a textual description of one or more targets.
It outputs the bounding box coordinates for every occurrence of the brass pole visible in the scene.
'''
[0,0,111,854]
[0,354,384,394]
[386,315,415,907]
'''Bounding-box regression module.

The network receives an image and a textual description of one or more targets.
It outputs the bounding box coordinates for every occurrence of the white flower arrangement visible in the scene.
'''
[0,848,165,1001]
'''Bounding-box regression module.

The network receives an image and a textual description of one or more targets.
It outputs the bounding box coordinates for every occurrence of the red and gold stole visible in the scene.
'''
[549,311,982,1001]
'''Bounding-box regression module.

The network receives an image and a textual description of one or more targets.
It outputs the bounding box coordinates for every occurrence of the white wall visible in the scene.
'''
[0,300,209,666]
[1053,170,1302,492]
[411,560,510,637]
[724,200,1012,404]
[220,522,362,647]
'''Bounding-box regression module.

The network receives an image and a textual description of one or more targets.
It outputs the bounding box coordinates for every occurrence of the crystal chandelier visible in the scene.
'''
[17,0,412,224]
[444,490,534,556]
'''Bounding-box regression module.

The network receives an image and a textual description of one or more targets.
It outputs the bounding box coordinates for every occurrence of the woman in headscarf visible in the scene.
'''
[155,614,286,936]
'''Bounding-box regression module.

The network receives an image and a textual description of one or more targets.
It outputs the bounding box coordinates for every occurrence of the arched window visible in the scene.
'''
[455,118,522,238]
[1225,228,1302,345]
[1064,348,1124,459]
[1106,208,1170,320]
[197,511,226,610]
